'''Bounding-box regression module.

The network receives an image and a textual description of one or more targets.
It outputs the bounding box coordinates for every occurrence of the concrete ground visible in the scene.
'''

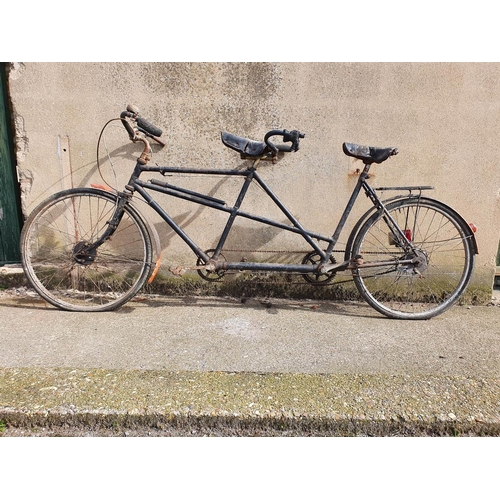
[0,278,499,436]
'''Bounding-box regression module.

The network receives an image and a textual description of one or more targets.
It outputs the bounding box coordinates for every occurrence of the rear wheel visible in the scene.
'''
[351,198,475,319]
[20,188,152,311]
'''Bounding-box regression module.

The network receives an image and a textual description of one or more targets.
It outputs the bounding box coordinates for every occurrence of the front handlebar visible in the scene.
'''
[120,105,166,147]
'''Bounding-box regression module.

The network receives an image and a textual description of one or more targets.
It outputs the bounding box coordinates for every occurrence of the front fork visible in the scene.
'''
[72,193,129,265]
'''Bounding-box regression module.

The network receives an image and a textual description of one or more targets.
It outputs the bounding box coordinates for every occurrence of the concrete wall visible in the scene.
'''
[7,62,500,289]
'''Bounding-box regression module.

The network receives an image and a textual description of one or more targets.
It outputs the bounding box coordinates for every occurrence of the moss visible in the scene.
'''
[1,266,493,305]
[1,369,500,436]
[458,285,492,306]
[143,270,493,305]
[0,271,28,289]
[144,271,363,302]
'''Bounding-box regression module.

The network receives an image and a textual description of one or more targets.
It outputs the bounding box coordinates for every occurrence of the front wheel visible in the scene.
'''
[351,198,475,320]
[20,188,153,312]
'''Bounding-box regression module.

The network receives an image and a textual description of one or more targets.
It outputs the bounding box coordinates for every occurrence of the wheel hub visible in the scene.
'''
[411,248,429,273]
[72,241,97,266]
[399,248,428,275]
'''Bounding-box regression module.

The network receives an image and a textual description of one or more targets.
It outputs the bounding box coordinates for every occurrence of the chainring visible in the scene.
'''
[301,251,337,285]
[196,249,227,282]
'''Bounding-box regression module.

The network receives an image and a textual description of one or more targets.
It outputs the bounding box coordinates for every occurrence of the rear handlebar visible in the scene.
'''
[264,129,305,154]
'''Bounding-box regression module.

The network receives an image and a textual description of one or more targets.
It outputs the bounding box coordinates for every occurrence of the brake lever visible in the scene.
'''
[283,129,305,152]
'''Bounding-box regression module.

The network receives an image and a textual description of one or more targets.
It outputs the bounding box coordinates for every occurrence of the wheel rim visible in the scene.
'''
[21,190,151,311]
[352,199,473,319]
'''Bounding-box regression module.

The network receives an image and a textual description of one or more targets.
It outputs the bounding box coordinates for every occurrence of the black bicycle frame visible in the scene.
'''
[121,158,417,275]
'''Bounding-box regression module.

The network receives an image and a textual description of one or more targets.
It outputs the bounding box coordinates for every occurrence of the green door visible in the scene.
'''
[0,63,23,264]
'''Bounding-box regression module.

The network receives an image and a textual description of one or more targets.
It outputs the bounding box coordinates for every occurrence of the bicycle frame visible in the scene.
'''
[113,155,426,277]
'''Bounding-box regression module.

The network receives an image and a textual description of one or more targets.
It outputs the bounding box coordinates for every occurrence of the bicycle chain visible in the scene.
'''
[194,248,348,286]
[188,248,402,286]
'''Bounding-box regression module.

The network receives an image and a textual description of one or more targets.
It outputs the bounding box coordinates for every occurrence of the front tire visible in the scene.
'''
[351,198,475,319]
[20,188,152,312]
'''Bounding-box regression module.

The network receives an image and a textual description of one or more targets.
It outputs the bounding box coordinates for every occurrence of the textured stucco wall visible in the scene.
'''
[7,62,500,288]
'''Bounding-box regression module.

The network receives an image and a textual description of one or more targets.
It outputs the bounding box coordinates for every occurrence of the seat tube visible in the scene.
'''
[212,169,255,258]
[325,165,371,256]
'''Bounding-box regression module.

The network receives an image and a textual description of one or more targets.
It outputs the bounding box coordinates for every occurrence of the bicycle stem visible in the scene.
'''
[136,137,152,165]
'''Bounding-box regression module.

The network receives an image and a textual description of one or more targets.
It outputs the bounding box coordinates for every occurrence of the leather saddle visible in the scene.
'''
[343,142,398,164]
[221,132,270,158]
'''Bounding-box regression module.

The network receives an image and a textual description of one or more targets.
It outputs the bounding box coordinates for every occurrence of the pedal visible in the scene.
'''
[170,263,217,276]
[169,265,186,276]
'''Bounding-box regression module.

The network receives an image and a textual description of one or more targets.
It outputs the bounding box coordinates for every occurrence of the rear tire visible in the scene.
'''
[351,198,475,319]
[20,188,152,312]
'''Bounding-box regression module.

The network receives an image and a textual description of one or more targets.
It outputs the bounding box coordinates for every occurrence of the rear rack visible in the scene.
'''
[374,186,434,191]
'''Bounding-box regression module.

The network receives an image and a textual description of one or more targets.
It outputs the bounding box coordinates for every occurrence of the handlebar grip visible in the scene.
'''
[283,130,305,142]
[136,116,163,138]
[120,108,165,146]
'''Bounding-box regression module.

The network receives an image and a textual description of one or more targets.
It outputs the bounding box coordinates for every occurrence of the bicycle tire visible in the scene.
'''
[20,188,153,312]
[351,197,475,320]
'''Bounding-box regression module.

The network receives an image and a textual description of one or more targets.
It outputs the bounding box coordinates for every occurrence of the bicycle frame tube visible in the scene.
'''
[121,159,408,274]
[133,166,332,249]
[324,167,370,259]
[127,161,340,271]
[360,178,420,253]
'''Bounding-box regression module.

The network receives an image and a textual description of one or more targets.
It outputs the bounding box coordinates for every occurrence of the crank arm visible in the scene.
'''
[319,260,351,274]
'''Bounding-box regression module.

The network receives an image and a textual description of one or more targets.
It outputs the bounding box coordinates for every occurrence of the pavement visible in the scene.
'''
[0,272,499,436]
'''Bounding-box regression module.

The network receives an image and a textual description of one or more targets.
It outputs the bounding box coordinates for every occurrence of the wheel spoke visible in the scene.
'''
[21,189,152,311]
[352,199,474,319]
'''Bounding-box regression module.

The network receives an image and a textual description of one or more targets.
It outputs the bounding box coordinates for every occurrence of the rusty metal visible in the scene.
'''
[136,137,152,165]
[148,255,162,283]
